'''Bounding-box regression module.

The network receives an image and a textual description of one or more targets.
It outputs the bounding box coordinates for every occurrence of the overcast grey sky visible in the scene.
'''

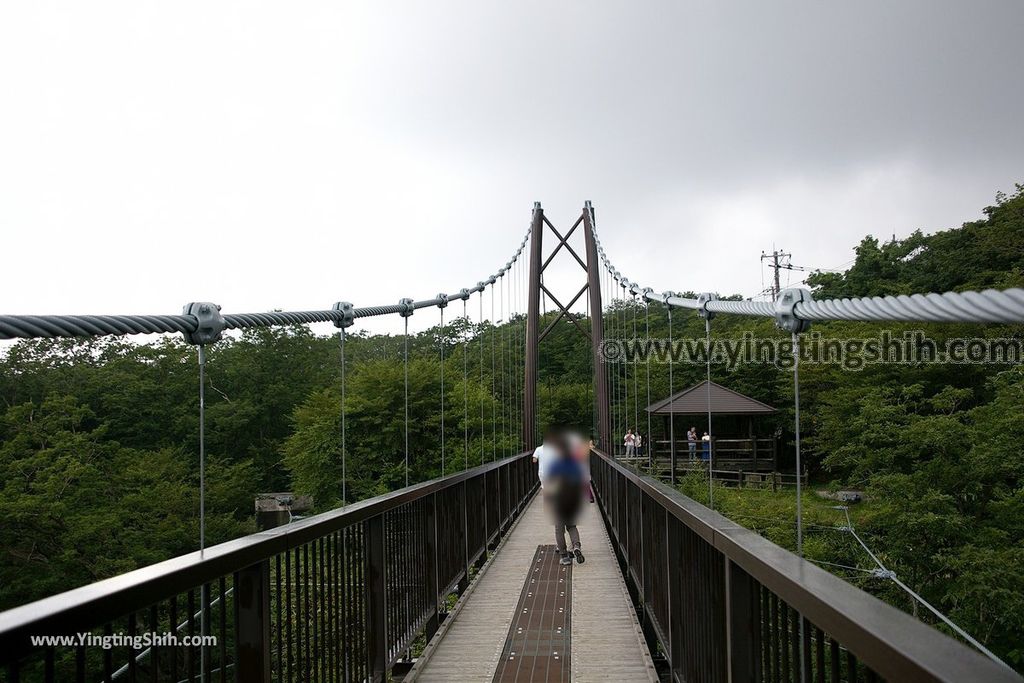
[2,1,1022,337]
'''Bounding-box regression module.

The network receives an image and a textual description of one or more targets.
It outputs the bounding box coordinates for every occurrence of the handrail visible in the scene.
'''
[590,449,1021,682]
[0,451,536,679]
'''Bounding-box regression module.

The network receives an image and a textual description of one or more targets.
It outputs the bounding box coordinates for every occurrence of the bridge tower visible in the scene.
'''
[522,202,611,451]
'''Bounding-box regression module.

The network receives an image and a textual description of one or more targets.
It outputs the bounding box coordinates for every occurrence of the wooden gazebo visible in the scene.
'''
[644,380,779,474]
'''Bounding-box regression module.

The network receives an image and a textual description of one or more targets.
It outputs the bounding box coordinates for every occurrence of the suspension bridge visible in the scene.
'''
[1,202,1022,682]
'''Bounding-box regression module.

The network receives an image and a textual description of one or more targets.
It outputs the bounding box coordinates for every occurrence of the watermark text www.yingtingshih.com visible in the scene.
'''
[598,331,1024,370]
[30,631,217,651]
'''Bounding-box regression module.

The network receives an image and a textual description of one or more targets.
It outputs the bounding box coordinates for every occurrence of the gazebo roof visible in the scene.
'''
[645,380,776,416]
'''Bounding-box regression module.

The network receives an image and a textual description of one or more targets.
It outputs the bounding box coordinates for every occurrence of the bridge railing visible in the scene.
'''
[589,449,1019,683]
[0,452,537,683]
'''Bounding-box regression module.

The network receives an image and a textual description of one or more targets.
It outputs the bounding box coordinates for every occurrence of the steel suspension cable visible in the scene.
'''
[479,290,485,464]
[462,298,469,471]
[196,343,209,673]
[838,508,1014,671]
[589,220,1024,325]
[645,298,653,470]
[197,345,207,552]
[667,300,676,484]
[500,274,507,457]
[793,331,804,558]
[587,279,596,442]
[491,285,497,461]
[440,305,446,476]
[705,317,714,509]
[607,269,613,450]
[620,282,629,446]
[5,223,1021,344]
[605,269,613,451]
[339,328,348,504]
[632,294,639,453]
[612,272,620,451]
[515,258,522,452]
[404,315,410,488]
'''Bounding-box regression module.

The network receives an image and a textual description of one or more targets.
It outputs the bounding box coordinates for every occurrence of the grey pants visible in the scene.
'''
[555,523,581,554]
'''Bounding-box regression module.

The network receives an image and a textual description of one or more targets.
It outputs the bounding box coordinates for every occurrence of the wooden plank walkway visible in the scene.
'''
[409,496,657,682]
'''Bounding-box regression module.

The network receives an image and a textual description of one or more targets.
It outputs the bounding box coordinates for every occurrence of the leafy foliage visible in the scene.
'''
[0,186,1022,667]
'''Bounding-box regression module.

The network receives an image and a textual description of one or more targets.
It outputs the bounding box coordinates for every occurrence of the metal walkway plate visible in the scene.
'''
[492,545,571,682]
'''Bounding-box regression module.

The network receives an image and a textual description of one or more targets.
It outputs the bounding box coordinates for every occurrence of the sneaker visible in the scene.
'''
[559,553,573,566]
[573,548,585,564]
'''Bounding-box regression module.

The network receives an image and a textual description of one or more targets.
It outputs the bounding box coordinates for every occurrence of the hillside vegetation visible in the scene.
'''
[1,185,1021,667]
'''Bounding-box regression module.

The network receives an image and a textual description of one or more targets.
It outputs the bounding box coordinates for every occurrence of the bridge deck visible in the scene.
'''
[410,496,657,682]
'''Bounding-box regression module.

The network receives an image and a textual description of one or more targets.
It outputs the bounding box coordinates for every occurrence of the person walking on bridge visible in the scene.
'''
[543,431,586,565]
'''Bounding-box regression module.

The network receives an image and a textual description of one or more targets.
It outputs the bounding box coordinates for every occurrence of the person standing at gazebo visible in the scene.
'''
[623,428,636,456]
[687,426,698,460]
[701,431,711,461]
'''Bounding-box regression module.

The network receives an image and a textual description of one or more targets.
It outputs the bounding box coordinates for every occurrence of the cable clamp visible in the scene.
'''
[457,288,471,301]
[398,298,415,318]
[182,302,224,345]
[332,301,355,329]
[697,292,718,321]
[870,568,896,580]
[487,275,497,285]
[661,291,673,305]
[774,287,812,333]
[436,293,449,309]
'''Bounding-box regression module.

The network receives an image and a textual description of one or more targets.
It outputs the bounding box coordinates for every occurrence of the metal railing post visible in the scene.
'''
[234,560,271,683]
[424,492,440,641]
[459,480,470,593]
[725,559,760,682]
[365,516,388,681]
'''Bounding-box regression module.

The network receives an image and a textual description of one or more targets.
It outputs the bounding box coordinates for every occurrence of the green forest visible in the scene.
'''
[1,185,1022,668]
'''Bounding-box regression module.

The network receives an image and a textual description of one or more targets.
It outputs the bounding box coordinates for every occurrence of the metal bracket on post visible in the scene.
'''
[642,286,654,302]
[399,297,415,318]
[697,292,718,321]
[332,301,355,329]
[436,293,449,309]
[774,288,812,333]
[181,302,225,345]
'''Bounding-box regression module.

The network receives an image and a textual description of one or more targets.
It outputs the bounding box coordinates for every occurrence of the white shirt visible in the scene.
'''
[533,443,555,484]
[623,433,635,445]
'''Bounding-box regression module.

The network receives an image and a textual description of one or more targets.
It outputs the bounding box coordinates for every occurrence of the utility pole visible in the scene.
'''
[761,249,791,302]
